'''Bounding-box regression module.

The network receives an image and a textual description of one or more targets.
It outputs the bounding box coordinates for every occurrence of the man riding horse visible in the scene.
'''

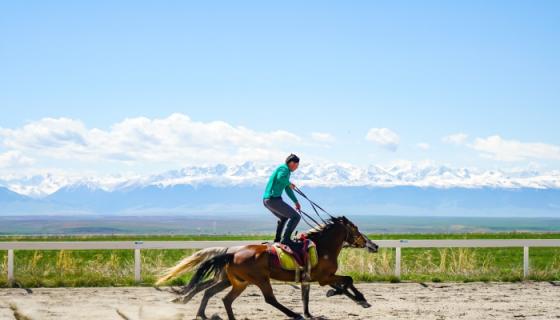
[158,215,379,319]
[157,154,379,320]
[263,154,302,247]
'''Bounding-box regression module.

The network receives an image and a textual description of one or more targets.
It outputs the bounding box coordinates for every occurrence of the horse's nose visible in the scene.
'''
[366,240,379,253]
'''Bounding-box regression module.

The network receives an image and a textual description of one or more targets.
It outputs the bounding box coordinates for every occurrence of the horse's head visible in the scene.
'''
[338,216,379,253]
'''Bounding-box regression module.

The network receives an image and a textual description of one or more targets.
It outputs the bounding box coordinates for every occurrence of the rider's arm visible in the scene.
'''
[284,185,298,204]
[277,167,299,204]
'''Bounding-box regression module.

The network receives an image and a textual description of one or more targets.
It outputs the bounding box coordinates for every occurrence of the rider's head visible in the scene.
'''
[285,154,300,171]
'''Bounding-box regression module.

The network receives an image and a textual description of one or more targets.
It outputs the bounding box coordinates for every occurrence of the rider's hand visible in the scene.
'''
[295,202,301,211]
[290,183,296,190]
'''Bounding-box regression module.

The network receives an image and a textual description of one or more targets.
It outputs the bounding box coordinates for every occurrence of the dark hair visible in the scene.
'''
[285,154,300,164]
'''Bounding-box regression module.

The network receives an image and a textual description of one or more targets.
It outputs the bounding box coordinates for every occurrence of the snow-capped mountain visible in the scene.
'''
[0,162,559,217]
[0,186,26,202]
[1,162,560,198]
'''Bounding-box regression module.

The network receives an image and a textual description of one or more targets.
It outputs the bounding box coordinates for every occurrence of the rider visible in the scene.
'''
[263,154,301,246]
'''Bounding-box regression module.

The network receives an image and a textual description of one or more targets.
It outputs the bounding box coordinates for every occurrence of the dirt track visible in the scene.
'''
[1,282,559,320]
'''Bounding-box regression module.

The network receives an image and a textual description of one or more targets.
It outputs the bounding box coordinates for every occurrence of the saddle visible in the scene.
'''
[268,236,318,272]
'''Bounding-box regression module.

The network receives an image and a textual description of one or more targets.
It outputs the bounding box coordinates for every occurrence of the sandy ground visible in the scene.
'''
[1,282,560,320]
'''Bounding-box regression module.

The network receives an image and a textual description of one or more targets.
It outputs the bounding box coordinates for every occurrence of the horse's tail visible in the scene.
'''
[185,253,234,292]
[155,247,227,285]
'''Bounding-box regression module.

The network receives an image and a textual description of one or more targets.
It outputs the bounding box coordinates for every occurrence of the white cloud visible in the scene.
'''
[416,142,431,151]
[470,135,560,162]
[311,132,335,143]
[0,151,34,168]
[442,133,469,145]
[365,128,400,151]
[0,113,302,167]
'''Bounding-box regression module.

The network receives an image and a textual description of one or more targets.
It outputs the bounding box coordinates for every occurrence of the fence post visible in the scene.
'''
[523,246,529,279]
[134,249,141,283]
[395,246,401,278]
[7,249,14,286]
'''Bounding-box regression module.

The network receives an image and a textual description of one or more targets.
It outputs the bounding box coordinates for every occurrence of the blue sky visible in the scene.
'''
[1,1,559,175]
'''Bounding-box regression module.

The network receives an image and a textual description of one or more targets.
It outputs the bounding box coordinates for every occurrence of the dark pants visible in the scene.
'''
[263,197,301,243]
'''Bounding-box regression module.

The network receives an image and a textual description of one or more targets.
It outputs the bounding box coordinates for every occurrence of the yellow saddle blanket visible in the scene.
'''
[269,239,318,271]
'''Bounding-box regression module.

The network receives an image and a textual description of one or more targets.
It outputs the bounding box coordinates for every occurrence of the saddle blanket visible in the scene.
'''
[268,239,318,271]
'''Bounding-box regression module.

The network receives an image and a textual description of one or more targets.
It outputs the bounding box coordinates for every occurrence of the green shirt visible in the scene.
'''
[263,163,298,204]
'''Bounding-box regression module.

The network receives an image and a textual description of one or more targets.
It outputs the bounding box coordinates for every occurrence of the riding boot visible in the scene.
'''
[274,219,287,243]
[281,214,301,247]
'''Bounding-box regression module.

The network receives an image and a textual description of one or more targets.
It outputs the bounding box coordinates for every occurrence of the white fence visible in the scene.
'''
[2,239,560,285]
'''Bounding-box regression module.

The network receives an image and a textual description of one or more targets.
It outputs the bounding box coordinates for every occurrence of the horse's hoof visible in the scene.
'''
[209,314,223,320]
[195,315,208,320]
[293,314,305,320]
[326,289,337,297]
[304,313,313,319]
[358,300,371,308]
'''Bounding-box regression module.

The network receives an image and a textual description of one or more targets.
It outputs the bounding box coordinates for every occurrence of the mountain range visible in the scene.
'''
[0,162,559,217]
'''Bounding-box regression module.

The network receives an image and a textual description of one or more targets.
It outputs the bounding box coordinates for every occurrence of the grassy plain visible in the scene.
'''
[1,233,559,287]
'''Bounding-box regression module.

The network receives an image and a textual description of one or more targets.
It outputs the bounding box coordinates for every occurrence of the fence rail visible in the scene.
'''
[2,239,560,285]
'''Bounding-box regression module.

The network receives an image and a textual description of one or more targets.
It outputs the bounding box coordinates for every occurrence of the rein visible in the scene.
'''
[293,187,359,246]
[294,186,336,221]
[293,186,335,228]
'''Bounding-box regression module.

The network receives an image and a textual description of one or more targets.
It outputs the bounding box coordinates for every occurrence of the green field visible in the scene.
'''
[1,233,560,287]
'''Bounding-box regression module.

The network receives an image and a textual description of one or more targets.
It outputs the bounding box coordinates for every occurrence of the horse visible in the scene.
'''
[157,216,378,320]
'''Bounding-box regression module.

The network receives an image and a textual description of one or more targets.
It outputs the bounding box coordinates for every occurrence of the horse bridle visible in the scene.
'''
[341,223,365,247]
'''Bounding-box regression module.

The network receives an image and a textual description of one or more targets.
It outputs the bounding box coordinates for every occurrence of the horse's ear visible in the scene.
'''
[341,216,349,223]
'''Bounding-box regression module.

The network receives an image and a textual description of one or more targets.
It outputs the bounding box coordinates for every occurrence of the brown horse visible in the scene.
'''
[158,216,378,320]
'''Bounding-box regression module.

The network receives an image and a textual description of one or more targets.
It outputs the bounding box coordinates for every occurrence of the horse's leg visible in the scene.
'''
[301,283,312,319]
[336,276,368,304]
[323,275,370,308]
[347,282,367,303]
[327,283,365,305]
[256,278,303,319]
[222,281,248,320]
[326,284,350,297]
[196,279,231,319]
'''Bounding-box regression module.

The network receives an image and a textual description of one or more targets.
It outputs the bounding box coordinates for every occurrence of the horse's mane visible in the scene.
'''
[305,216,345,238]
